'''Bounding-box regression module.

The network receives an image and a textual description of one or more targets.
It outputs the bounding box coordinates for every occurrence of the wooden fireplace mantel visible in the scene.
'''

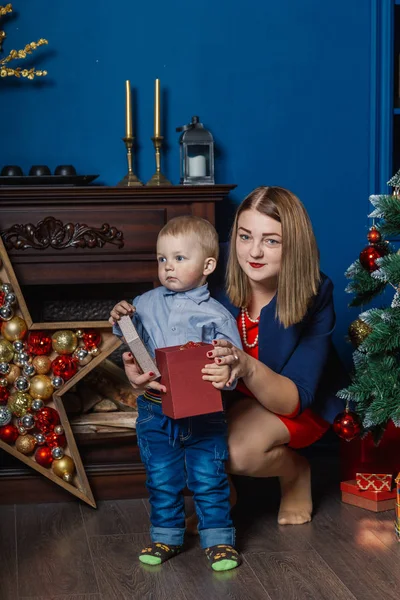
[0,184,236,286]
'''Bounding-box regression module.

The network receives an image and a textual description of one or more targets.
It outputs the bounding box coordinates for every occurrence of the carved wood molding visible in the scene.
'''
[1,216,124,250]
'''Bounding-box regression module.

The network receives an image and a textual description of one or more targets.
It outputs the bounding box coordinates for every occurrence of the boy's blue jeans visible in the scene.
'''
[136,395,235,549]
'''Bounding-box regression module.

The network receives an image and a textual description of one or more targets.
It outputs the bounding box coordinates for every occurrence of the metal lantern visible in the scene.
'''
[176,116,214,185]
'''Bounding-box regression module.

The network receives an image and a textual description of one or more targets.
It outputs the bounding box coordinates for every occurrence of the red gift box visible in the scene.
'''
[340,420,400,480]
[155,341,223,419]
[340,480,396,512]
[356,473,393,492]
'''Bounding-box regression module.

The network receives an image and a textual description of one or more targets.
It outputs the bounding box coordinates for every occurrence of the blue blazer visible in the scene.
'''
[210,247,348,424]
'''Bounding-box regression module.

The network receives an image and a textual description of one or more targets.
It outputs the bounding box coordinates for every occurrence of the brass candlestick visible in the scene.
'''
[117,136,143,187]
[146,136,172,186]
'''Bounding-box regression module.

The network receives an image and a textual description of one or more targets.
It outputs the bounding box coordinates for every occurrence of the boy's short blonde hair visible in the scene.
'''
[158,215,219,260]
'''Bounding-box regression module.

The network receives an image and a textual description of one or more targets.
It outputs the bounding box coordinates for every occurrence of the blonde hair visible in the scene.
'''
[226,186,320,328]
[158,215,219,260]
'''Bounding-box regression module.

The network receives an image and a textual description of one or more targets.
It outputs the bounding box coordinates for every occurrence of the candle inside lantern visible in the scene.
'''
[188,155,206,177]
[125,80,133,138]
[154,78,161,137]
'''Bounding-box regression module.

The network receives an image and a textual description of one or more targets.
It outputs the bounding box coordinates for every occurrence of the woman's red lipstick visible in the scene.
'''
[249,262,264,268]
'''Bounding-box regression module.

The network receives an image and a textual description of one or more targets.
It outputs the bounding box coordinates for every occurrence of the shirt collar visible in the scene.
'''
[163,283,210,304]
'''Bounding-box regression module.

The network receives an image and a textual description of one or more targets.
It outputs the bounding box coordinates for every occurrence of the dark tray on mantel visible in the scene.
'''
[0,174,99,186]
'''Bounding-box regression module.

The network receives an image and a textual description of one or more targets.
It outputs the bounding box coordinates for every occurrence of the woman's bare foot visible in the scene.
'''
[278,455,312,525]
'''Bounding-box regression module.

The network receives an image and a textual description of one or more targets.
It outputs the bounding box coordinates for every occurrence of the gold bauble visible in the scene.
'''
[5,364,21,384]
[52,455,75,481]
[89,346,100,357]
[29,375,54,400]
[52,330,78,355]
[15,434,36,455]
[32,355,52,374]
[8,391,32,417]
[0,339,15,363]
[1,316,28,341]
[348,319,373,348]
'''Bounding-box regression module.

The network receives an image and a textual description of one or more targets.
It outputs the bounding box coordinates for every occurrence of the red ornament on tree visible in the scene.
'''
[0,423,19,444]
[333,410,361,442]
[51,355,78,381]
[0,291,5,307]
[359,244,388,272]
[367,226,381,244]
[34,406,60,432]
[27,331,52,355]
[0,386,10,405]
[34,445,53,467]
[45,430,67,448]
[82,329,102,350]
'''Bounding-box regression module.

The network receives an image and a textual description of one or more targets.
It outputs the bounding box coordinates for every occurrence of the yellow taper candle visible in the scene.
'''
[125,80,133,138]
[154,78,161,137]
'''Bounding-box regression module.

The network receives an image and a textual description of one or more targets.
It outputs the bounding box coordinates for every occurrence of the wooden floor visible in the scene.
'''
[0,460,399,600]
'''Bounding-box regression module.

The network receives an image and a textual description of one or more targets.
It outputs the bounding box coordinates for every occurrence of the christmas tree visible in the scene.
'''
[337,171,400,442]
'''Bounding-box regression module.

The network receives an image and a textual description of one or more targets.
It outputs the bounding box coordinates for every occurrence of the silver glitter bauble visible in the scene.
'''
[73,346,92,365]
[0,362,10,375]
[13,340,25,352]
[0,305,13,321]
[4,293,16,306]
[75,348,88,361]
[1,283,13,294]
[54,425,64,435]
[21,413,35,430]
[51,376,64,389]
[0,406,12,426]
[0,377,8,387]
[13,351,30,367]
[23,364,36,377]
[31,399,44,411]
[51,447,64,460]
[34,432,46,445]
[14,376,30,392]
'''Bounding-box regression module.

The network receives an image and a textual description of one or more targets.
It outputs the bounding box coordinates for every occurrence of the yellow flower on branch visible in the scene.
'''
[0,3,48,80]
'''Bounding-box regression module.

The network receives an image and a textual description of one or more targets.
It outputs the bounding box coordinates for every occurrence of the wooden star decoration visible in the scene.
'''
[0,237,121,507]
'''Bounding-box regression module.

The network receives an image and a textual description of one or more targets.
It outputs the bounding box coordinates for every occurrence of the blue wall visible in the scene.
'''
[1,0,374,363]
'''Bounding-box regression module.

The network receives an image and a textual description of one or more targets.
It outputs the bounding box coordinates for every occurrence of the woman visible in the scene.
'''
[114,186,347,525]
[203,186,347,525]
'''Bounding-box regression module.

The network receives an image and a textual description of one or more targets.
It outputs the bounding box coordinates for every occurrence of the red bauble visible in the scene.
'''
[45,430,67,448]
[82,329,102,350]
[34,445,53,467]
[0,386,10,405]
[34,406,60,432]
[27,331,52,355]
[0,424,19,444]
[359,244,388,272]
[0,291,5,307]
[51,355,78,381]
[333,410,361,442]
[367,227,381,244]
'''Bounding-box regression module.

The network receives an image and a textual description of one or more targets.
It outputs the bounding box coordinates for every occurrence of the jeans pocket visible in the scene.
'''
[136,398,155,426]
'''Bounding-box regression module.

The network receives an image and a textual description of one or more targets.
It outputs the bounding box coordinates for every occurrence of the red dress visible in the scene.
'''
[236,310,330,449]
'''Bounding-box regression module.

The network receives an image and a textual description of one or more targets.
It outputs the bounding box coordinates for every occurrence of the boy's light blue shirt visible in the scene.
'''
[113,283,242,356]
[113,283,242,389]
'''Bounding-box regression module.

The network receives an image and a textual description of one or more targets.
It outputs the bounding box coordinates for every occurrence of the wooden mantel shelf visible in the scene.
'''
[0,184,236,286]
[0,184,236,205]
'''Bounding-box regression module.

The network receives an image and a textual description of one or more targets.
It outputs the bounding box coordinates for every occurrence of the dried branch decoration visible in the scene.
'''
[0,3,48,79]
